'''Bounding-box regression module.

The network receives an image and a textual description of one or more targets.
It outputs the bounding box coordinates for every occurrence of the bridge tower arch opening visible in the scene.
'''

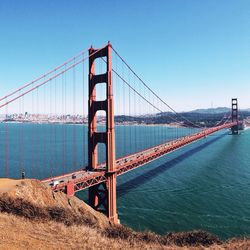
[88,43,118,224]
[231,98,239,135]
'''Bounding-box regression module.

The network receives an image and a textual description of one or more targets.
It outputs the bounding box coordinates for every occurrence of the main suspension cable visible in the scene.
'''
[111,46,203,128]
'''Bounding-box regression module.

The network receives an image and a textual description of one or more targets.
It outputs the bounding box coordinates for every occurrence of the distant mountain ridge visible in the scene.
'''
[189,107,250,114]
[189,107,230,114]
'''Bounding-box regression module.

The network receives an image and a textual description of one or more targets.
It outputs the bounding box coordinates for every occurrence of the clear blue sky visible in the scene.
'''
[0,0,249,111]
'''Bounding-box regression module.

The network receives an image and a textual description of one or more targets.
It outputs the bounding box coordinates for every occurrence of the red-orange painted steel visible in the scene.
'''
[39,42,239,224]
[43,122,237,194]
[88,43,118,223]
[66,181,75,197]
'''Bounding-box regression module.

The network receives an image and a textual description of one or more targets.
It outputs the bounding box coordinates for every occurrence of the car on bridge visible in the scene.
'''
[49,180,59,187]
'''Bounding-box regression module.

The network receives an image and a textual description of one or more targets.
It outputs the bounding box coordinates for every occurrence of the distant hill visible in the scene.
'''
[189,107,250,115]
[189,107,230,114]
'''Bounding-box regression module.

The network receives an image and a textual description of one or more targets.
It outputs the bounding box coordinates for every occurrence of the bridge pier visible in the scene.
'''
[231,98,239,135]
[66,181,75,197]
[88,43,118,224]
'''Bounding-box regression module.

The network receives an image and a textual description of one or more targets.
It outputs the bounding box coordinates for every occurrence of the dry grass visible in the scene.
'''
[1,212,199,250]
[0,179,249,250]
[0,212,156,250]
[0,179,109,229]
[104,224,221,247]
[0,194,98,227]
[0,212,249,250]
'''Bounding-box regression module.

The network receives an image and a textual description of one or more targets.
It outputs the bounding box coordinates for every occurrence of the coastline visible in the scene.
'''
[0,120,188,128]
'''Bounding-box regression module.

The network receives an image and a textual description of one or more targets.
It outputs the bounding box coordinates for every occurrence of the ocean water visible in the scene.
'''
[0,123,250,239]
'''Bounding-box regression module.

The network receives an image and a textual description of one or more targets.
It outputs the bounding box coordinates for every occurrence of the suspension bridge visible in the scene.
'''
[0,42,241,224]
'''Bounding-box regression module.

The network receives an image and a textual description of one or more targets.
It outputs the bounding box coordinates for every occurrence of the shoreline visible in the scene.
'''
[0,120,190,128]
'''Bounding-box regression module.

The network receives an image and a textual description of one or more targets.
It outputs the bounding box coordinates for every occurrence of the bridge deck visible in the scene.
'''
[42,122,236,193]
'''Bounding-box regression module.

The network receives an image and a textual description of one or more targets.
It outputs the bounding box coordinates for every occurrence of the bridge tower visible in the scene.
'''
[88,43,118,223]
[231,98,239,135]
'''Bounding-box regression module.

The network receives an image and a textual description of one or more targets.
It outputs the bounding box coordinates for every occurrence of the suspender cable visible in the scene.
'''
[129,70,132,153]
[73,59,77,171]
[64,66,67,174]
[31,84,35,177]
[49,76,53,178]
[54,70,57,177]
[43,79,47,178]
[37,87,40,178]
[5,101,8,177]
[122,63,126,157]
[82,56,85,168]
[18,91,21,177]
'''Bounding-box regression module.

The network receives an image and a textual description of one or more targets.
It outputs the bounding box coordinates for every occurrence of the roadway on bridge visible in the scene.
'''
[42,122,236,194]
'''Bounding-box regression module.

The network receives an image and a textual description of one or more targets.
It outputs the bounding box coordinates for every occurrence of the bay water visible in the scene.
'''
[0,123,250,239]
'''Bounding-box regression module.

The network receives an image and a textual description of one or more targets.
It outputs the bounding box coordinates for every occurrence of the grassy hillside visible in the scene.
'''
[0,179,249,250]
